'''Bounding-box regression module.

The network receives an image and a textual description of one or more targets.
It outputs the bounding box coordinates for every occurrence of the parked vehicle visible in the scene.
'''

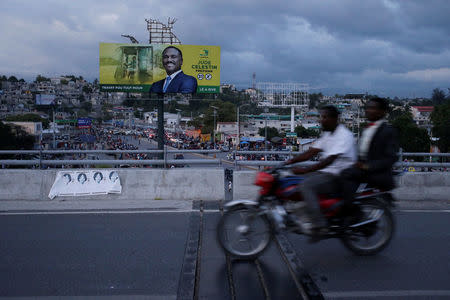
[217,166,396,259]
[170,154,185,168]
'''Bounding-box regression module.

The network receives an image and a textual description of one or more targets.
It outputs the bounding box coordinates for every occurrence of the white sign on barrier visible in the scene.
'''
[48,170,122,199]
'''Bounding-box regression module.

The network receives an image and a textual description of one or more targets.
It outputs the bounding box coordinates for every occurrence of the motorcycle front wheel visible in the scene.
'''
[217,206,272,260]
[341,198,394,256]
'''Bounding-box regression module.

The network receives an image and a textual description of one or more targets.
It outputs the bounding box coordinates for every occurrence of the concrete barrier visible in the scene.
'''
[233,171,450,202]
[0,169,225,201]
[1,169,449,202]
[392,172,450,201]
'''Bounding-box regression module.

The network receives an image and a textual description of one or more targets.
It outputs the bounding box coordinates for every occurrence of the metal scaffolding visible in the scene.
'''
[256,82,309,107]
[145,18,181,44]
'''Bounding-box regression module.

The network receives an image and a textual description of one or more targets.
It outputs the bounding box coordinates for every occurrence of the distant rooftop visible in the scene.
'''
[412,106,434,112]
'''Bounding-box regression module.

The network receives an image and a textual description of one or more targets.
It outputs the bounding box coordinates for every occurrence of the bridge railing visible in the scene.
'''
[0,149,222,169]
[0,149,449,170]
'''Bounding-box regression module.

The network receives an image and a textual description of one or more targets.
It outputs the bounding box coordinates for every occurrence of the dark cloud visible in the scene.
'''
[1,0,449,97]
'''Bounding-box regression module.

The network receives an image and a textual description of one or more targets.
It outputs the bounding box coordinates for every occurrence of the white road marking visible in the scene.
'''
[0,209,194,215]
[0,208,447,216]
[324,290,450,298]
[397,209,450,213]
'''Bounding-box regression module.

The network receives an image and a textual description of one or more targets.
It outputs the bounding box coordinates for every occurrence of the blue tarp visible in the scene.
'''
[240,137,265,142]
[80,134,96,143]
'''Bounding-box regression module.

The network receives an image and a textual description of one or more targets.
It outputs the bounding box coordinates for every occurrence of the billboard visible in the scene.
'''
[99,43,220,93]
[77,118,92,129]
[35,94,56,105]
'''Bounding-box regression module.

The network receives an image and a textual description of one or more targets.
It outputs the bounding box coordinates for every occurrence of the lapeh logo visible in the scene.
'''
[199,49,209,58]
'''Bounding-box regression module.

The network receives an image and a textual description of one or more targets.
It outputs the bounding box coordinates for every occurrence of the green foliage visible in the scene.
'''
[0,122,35,150]
[77,109,89,117]
[35,75,50,82]
[80,101,92,112]
[391,109,430,153]
[5,113,49,128]
[431,101,450,152]
[294,125,320,138]
[258,127,279,141]
[8,76,18,82]
[431,88,446,105]
[82,86,93,94]
[187,117,202,129]
[309,93,322,109]
[63,75,83,82]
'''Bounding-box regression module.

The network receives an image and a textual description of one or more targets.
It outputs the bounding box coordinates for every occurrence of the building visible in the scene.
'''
[3,121,42,136]
[410,106,434,127]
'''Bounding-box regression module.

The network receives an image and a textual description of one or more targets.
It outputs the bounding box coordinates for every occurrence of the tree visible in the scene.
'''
[431,88,446,105]
[80,101,92,112]
[8,76,18,82]
[391,110,430,153]
[258,127,279,141]
[82,86,93,94]
[77,109,89,117]
[309,93,322,109]
[0,122,35,150]
[35,75,50,82]
[431,101,450,152]
[295,125,320,138]
[188,116,203,129]
[5,113,49,128]
[201,101,237,134]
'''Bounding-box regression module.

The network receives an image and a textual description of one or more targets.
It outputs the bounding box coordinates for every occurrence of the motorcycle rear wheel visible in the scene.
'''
[217,206,272,260]
[341,199,394,256]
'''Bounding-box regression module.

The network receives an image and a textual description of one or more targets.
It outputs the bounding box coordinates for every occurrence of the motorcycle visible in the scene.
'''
[217,166,396,259]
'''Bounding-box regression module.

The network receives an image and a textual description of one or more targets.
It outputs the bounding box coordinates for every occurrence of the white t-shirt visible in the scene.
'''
[313,124,356,175]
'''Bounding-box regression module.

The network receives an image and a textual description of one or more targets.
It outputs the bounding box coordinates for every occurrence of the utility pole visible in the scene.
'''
[211,106,218,150]
[236,103,251,150]
[144,18,181,160]
[264,108,268,158]
[52,106,56,149]
[236,106,239,150]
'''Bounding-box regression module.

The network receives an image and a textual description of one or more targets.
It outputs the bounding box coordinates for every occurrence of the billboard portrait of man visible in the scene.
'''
[150,46,197,94]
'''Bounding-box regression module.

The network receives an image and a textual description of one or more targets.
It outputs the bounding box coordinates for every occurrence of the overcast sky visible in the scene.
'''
[1,0,449,98]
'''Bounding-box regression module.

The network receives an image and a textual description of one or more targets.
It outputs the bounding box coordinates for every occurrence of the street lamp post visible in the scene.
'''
[236,103,251,150]
[175,108,182,133]
[211,106,218,150]
[264,108,269,160]
[52,106,56,149]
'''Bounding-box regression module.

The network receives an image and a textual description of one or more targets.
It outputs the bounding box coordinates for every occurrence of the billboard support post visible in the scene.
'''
[157,95,164,160]
[52,107,56,150]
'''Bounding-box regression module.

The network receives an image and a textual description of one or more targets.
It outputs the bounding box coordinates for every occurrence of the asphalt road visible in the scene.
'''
[1,203,449,299]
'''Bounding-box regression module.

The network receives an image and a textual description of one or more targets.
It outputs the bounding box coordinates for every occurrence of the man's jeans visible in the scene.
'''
[299,171,340,228]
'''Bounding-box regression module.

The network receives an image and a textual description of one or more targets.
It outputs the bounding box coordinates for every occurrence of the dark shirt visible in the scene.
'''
[149,71,197,94]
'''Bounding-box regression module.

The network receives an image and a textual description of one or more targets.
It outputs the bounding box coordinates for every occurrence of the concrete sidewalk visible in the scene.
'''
[0,199,449,213]
[0,199,194,213]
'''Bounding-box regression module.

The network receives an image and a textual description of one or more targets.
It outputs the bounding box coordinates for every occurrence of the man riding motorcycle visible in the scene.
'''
[284,105,356,239]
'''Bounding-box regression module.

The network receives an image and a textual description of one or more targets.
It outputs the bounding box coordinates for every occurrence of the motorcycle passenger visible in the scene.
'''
[340,97,399,208]
[284,105,356,238]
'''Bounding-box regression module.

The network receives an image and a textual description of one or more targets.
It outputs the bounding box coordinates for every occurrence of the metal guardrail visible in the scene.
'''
[0,149,222,168]
[0,150,449,170]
